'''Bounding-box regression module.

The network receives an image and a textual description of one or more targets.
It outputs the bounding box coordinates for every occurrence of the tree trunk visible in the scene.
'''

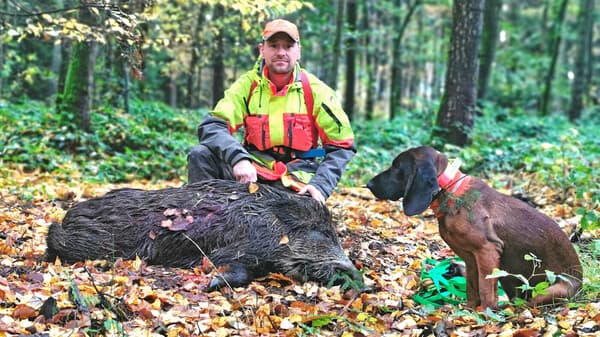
[54,38,71,110]
[539,0,569,116]
[188,4,206,108]
[343,0,357,120]
[211,5,225,106]
[540,0,550,54]
[389,0,421,119]
[434,0,484,146]
[568,0,594,121]
[329,0,345,90]
[60,5,97,133]
[168,74,177,108]
[49,0,64,99]
[363,0,376,119]
[477,0,501,102]
[122,58,131,114]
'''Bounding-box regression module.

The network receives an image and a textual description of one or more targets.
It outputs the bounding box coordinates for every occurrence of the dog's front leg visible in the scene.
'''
[449,247,480,308]
[474,243,501,309]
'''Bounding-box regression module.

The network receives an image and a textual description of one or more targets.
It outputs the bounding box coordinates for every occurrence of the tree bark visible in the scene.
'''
[363,0,376,119]
[60,5,97,133]
[389,0,421,119]
[188,4,205,108]
[343,0,357,120]
[329,0,345,90]
[211,5,225,106]
[477,0,501,102]
[539,0,569,116]
[568,0,594,121]
[434,0,484,146]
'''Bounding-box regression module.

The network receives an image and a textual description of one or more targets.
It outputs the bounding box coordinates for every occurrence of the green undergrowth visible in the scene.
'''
[1,99,598,232]
[1,100,203,183]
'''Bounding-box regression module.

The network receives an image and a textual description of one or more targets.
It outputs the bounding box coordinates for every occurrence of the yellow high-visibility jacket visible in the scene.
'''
[197,61,356,198]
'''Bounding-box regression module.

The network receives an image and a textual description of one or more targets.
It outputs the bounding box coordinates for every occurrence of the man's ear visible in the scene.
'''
[258,43,264,57]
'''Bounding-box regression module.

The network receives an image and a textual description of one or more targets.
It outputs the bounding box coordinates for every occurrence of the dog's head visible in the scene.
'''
[367,146,448,216]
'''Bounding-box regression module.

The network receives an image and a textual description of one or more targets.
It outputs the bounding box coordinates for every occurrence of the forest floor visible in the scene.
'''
[0,167,599,336]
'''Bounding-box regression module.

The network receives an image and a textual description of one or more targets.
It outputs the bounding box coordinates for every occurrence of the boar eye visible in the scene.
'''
[306,230,333,243]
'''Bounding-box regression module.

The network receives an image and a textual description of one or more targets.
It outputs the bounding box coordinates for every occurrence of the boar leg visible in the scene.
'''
[205,262,252,292]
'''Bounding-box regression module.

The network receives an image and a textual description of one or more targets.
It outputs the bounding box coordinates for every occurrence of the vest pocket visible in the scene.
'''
[244,115,270,150]
[283,114,315,151]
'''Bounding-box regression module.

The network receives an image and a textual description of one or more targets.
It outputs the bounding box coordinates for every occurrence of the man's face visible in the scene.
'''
[259,32,301,75]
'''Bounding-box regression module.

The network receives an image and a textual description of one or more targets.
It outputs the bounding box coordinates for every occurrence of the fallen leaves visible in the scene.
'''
[0,170,599,336]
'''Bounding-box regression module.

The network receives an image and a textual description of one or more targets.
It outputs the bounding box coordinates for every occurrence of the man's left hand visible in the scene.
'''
[298,184,325,203]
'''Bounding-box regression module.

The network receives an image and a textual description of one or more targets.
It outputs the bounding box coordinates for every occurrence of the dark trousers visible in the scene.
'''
[187,145,320,193]
[187,145,235,184]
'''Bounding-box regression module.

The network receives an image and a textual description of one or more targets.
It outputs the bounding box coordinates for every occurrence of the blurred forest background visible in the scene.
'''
[1,0,597,124]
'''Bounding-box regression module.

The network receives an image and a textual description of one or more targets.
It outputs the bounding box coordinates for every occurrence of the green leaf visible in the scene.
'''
[484,307,506,322]
[486,268,509,278]
[545,270,557,284]
[311,316,334,328]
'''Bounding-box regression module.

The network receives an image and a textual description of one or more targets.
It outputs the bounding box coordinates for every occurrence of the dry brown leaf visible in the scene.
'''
[248,183,259,193]
[12,304,37,319]
[512,328,541,337]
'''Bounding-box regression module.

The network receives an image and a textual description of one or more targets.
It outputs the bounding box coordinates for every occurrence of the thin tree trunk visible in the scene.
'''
[330,0,345,90]
[477,0,501,102]
[540,0,550,53]
[389,0,421,119]
[434,0,484,146]
[122,58,130,114]
[343,0,357,120]
[168,74,177,108]
[188,4,205,108]
[212,4,225,106]
[539,0,569,116]
[0,0,6,95]
[568,0,594,121]
[49,0,63,99]
[364,0,377,119]
[55,38,71,110]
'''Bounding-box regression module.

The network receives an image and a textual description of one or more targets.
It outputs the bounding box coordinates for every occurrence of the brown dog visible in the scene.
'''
[367,146,582,308]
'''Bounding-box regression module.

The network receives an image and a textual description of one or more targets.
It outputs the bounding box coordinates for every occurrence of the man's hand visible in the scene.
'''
[298,184,325,203]
[233,160,257,183]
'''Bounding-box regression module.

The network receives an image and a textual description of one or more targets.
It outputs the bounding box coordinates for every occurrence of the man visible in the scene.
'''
[188,19,355,202]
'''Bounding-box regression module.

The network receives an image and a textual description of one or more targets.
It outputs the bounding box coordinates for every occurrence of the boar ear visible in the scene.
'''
[402,162,439,216]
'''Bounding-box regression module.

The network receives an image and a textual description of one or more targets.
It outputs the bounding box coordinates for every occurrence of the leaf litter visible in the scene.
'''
[0,168,598,336]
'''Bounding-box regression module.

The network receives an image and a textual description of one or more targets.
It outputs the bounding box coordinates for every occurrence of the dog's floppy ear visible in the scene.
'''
[402,157,440,216]
[433,150,449,175]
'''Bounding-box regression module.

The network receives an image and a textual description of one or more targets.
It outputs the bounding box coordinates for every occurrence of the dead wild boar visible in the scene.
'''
[45,179,361,291]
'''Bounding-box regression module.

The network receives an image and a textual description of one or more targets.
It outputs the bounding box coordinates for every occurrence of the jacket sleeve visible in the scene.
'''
[197,116,250,167]
[306,73,357,197]
[309,144,356,198]
[197,71,255,167]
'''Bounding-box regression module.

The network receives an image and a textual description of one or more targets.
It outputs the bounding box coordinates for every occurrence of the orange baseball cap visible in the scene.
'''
[262,19,300,42]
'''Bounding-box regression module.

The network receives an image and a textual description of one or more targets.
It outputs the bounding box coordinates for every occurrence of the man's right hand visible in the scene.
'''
[233,159,257,183]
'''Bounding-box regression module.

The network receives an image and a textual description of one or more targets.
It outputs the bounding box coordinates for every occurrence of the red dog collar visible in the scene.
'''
[431,159,472,216]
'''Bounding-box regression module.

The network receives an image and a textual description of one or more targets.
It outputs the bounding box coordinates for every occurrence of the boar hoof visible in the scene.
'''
[206,264,252,292]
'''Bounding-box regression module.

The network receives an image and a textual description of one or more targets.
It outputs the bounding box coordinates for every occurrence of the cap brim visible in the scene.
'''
[263,32,299,42]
